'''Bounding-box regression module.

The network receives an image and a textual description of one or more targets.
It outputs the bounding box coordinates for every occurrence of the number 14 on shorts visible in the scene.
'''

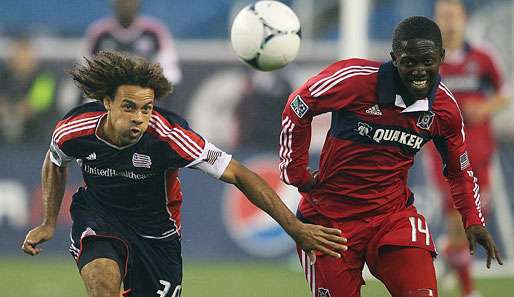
[409,216,430,246]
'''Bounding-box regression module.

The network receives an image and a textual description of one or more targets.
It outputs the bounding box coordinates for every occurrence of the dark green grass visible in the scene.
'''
[0,257,512,297]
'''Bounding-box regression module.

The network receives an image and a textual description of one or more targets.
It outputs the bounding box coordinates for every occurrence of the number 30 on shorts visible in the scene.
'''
[156,280,182,297]
[408,216,430,246]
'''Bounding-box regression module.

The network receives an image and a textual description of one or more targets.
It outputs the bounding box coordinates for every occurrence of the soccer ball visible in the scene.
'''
[230,1,301,71]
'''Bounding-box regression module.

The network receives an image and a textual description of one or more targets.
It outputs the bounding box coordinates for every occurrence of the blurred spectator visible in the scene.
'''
[236,68,294,151]
[428,1,511,297]
[84,0,181,85]
[0,38,57,144]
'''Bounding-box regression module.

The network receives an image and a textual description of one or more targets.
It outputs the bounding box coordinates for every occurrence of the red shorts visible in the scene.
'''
[297,205,436,297]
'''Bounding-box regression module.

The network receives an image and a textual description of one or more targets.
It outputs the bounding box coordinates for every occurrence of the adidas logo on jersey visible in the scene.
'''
[86,152,96,160]
[365,104,383,115]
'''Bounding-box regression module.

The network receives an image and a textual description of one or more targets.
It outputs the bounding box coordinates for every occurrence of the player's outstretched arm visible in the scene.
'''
[220,159,347,262]
[22,151,68,256]
[465,225,503,268]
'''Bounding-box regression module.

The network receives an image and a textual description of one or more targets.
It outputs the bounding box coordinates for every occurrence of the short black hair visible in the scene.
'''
[392,16,443,53]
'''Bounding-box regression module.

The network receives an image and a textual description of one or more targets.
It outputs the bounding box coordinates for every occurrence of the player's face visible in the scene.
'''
[391,39,444,100]
[435,1,467,48]
[112,0,139,28]
[105,85,155,146]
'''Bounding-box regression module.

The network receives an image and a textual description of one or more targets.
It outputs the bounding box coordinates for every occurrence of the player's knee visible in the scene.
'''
[81,258,121,297]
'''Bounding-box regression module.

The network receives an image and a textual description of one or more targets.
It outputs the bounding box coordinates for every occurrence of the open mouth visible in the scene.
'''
[410,79,429,90]
[130,127,141,135]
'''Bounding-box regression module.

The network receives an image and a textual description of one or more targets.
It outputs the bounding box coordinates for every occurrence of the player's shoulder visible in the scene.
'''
[85,17,117,38]
[433,82,461,119]
[317,58,380,76]
[150,106,191,130]
[303,58,380,96]
[302,58,381,97]
[467,42,502,64]
[53,102,105,145]
[61,101,106,120]
[57,101,105,126]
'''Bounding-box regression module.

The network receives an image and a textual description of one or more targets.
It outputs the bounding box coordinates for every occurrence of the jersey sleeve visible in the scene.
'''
[49,139,74,167]
[433,92,485,228]
[481,49,508,95]
[149,110,231,178]
[185,141,232,179]
[49,105,104,167]
[147,18,182,85]
[280,60,373,188]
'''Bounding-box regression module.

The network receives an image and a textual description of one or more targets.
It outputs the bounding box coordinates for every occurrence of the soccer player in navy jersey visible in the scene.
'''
[21,51,347,297]
[429,1,511,296]
[279,16,502,297]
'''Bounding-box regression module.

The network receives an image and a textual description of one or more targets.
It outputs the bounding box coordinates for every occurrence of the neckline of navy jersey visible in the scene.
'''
[94,114,142,150]
[376,61,441,110]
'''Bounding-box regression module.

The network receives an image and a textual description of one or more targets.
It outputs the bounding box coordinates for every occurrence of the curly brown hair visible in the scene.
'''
[70,50,173,101]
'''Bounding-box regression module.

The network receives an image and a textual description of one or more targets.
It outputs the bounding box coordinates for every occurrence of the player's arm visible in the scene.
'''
[152,20,182,85]
[280,64,364,191]
[434,105,502,267]
[463,52,510,123]
[220,158,347,262]
[22,151,68,255]
[482,50,511,114]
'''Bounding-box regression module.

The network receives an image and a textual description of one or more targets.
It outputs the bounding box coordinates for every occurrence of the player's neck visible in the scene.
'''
[98,115,123,147]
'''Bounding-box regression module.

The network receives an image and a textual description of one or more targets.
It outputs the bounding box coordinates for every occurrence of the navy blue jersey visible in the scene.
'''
[50,102,231,238]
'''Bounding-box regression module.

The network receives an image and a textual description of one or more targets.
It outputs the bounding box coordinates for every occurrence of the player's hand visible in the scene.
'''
[298,167,320,193]
[21,224,56,256]
[291,222,348,265]
[465,225,503,268]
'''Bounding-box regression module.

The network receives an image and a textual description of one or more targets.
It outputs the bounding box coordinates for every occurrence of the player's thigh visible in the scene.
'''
[297,247,364,297]
[373,246,437,297]
[78,238,127,297]
[124,235,182,297]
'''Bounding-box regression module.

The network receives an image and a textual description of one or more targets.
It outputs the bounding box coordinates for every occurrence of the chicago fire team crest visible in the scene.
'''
[318,288,332,297]
[222,155,301,257]
[416,111,435,130]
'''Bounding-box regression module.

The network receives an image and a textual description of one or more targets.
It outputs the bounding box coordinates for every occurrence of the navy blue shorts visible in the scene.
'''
[69,201,182,297]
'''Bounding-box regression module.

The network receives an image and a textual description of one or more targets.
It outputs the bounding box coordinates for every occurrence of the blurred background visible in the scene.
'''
[0,0,513,296]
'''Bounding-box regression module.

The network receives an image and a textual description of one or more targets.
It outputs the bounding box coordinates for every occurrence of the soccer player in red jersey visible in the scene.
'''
[431,1,510,296]
[21,51,347,297]
[279,16,502,297]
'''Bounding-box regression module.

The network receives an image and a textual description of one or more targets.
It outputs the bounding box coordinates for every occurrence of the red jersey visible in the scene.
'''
[440,43,507,159]
[279,58,484,228]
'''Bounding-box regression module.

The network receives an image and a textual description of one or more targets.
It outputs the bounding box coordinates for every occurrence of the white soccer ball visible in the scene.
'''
[230,1,301,71]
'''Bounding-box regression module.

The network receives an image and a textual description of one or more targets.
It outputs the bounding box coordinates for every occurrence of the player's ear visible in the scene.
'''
[103,96,112,111]
[390,51,398,67]
[440,48,446,62]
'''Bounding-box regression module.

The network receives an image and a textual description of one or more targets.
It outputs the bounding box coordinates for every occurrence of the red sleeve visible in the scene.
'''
[279,60,378,188]
[480,50,504,92]
[434,86,485,228]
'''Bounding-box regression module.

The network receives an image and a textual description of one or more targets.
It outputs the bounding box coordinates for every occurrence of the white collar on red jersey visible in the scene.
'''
[394,95,429,113]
